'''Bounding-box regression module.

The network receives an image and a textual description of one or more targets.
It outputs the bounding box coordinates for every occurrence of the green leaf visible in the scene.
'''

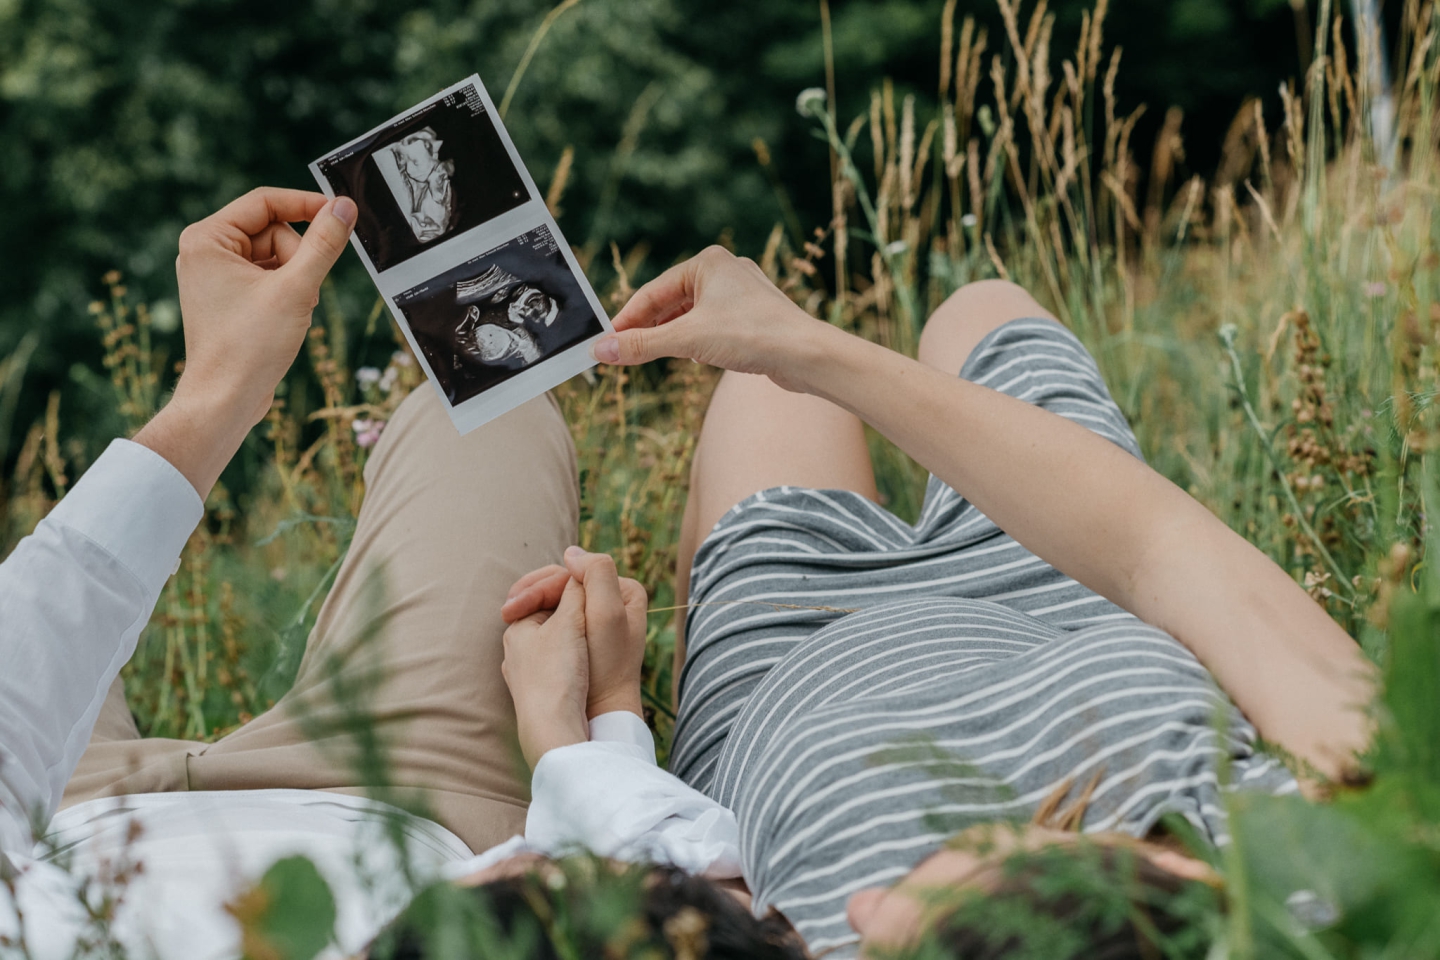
[1376,589,1440,785]
[226,855,337,960]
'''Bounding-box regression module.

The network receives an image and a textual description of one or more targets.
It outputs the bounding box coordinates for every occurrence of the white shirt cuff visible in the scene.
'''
[44,440,204,595]
[588,711,656,760]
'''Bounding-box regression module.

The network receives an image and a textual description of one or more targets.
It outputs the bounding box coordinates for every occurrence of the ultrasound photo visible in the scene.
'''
[315,82,530,272]
[393,226,605,406]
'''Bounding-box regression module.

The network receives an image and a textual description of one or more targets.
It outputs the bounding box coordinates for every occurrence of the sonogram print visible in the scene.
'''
[374,127,455,243]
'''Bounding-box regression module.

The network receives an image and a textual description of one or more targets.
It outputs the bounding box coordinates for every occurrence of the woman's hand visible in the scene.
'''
[591,246,838,393]
[502,578,591,769]
[564,548,648,719]
[501,547,648,720]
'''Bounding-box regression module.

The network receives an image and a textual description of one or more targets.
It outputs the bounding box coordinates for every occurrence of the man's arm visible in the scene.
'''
[0,442,203,856]
[135,189,357,498]
[0,189,355,854]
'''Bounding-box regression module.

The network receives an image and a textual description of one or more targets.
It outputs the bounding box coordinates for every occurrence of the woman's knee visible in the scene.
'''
[918,280,1058,374]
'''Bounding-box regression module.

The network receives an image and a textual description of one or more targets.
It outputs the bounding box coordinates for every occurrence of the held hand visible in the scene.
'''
[591,246,833,392]
[501,548,648,720]
[561,547,647,719]
[172,188,357,428]
[501,578,591,769]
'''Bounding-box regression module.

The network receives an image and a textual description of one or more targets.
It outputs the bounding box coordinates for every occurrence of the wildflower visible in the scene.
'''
[392,350,414,367]
[795,87,827,118]
[352,418,385,449]
[355,367,382,389]
[961,213,978,228]
[1364,281,1387,298]
[1303,570,1334,600]
[1286,889,1339,930]
[379,367,399,394]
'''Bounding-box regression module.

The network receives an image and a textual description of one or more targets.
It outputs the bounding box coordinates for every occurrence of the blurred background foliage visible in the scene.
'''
[0,0,1378,447]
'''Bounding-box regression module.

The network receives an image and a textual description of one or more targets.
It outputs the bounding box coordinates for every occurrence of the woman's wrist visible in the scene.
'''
[784,321,880,406]
[587,688,644,721]
[516,703,588,768]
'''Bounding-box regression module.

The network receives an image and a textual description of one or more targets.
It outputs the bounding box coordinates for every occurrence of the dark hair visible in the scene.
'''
[927,843,1219,960]
[371,859,805,960]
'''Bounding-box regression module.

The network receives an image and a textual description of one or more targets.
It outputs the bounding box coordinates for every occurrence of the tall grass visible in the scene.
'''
[3,0,1440,953]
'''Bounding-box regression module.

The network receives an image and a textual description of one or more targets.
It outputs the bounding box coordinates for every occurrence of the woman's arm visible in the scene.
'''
[596,248,1376,783]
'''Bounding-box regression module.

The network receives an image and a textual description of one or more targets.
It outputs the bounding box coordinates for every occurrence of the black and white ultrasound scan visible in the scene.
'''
[311,76,611,434]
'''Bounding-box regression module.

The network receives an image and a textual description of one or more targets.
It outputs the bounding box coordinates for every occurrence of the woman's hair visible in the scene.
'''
[371,859,805,960]
[927,842,1219,960]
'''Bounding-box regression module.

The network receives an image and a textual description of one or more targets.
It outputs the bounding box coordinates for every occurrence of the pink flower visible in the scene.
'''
[1365,281,1388,298]
[352,417,386,449]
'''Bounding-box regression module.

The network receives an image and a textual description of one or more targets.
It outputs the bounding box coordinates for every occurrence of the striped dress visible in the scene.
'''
[669,319,1297,958]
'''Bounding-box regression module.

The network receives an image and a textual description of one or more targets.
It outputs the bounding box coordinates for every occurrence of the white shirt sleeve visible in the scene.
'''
[0,440,203,856]
[523,712,743,879]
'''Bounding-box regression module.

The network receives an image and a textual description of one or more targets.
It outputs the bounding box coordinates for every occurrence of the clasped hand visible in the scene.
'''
[500,547,648,769]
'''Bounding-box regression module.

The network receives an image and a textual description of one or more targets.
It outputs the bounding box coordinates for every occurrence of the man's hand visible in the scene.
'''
[502,578,591,769]
[501,547,648,720]
[134,188,357,498]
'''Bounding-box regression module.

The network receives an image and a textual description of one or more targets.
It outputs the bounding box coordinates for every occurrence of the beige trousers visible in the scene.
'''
[60,387,579,855]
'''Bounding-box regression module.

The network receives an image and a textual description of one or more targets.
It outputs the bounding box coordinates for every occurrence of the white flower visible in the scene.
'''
[795,87,827,118]
[351,418,386,449]
[961,213,978,228]
[379,367,399,394]
[392,350,415,367]
[356,367,383,388]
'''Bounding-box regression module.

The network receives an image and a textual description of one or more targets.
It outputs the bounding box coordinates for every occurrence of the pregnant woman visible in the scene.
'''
[501,248,1375,958]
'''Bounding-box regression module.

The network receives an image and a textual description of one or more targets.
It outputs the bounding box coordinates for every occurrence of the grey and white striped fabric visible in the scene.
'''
[668,319,1297,957]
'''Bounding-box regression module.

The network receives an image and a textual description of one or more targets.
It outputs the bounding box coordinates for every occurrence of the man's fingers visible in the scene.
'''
[508,565,568,599]
[501,570,571,624]
[611,257,701,332]
[211,187,330,238]
[279,197,358,292]
[250,222,304,266]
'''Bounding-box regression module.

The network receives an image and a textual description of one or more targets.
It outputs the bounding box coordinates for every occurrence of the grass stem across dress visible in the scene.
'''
[669,319,1297,958]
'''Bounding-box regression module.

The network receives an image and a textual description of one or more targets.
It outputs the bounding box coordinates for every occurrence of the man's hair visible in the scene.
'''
[926,842,1219,960]
[371,859,805,960]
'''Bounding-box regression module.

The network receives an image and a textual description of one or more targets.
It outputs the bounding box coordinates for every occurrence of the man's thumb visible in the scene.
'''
[284,197,357,291]
[591,323,688,366]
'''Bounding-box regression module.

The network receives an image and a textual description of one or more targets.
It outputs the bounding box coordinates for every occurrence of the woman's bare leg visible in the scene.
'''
[671,280,1053,695]
[917,280,1058,375]
[672,372,878,699]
